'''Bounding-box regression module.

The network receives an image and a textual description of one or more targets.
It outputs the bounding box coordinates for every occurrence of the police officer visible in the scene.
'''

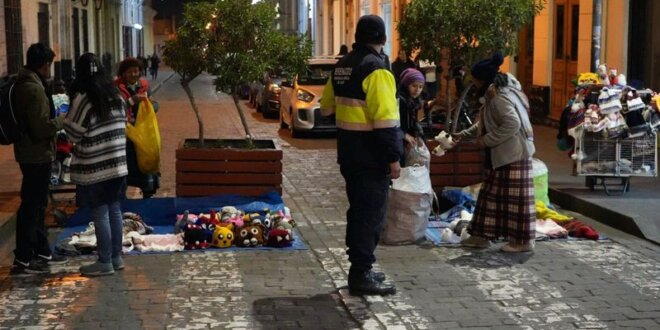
[320,15,402,296]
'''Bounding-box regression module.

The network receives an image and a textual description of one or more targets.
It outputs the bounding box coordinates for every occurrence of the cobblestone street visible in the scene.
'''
[0,73,659,329]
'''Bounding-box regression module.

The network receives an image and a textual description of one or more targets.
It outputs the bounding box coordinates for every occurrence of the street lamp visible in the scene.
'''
[94,0,103,10]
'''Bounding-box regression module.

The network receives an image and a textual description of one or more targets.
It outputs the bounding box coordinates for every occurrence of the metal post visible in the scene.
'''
[591,0,602,72]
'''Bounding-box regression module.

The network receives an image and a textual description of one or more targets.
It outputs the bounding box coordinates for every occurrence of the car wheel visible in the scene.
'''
[279,108,288,129]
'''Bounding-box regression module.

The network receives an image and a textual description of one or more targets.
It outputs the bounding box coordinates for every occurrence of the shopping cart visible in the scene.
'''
[576,132,657,195]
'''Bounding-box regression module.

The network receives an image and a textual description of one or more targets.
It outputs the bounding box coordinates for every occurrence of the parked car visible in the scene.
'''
[279,57,337,137]
[255,74,284,119]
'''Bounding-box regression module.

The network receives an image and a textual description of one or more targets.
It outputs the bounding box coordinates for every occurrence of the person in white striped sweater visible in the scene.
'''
[64,53,128,276]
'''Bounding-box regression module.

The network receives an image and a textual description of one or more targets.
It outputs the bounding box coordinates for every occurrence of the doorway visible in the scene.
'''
[551,0,580,120]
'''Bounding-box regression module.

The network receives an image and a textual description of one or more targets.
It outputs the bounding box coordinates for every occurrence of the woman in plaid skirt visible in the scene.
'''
[454,53,536,253]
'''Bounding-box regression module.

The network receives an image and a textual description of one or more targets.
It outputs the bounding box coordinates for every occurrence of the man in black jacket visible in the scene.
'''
[320,15,402,296]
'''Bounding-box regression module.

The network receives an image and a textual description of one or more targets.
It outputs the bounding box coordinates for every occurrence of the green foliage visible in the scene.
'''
[398,0,545,67]
[205,0,312,94]
[160,0,312,144]
[162,1,215,83]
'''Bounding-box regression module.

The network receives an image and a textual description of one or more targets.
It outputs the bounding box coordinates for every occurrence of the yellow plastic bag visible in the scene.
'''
[125,100,161,174]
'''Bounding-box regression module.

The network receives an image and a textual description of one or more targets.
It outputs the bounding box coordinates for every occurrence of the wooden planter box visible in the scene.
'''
[425,139,485,194]
[176,139,283,197]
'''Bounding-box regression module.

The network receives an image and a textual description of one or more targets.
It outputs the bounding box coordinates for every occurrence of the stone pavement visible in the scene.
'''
[0,73,659,329]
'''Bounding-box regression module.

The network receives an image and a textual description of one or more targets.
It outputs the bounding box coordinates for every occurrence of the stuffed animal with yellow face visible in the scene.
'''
[212,226,234,248]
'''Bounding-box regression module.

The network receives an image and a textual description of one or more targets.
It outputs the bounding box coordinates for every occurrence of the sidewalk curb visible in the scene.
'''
[549,187,648,241]
[152,71,176,95]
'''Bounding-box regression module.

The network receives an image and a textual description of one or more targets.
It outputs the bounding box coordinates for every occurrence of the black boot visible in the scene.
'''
[348,271,396,296]
[370,271,385,282]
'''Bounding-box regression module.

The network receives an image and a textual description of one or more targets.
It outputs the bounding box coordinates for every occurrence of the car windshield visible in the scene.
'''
[297,64,334,86]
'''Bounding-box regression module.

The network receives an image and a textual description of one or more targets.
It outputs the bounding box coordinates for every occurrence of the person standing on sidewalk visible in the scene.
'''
[149,54,161,80]
[11,43,67,275]
[320,15,402,296]
[391,49,416,89]
[65,53,128,276]
[115,58,160,198]
[453,53,536,253]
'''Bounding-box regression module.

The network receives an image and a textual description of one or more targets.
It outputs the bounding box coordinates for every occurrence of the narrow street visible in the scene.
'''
[0,73,659,329]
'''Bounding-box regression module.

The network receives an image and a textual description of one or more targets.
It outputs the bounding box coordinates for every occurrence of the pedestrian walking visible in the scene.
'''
[149,54,161,80]
[391,49,416,88]
[453,53,536,253]
[397,68,425,166]
[114,58,160,198]
[64,53,128,276]
[10,43,68,275]
[320,15,402,296]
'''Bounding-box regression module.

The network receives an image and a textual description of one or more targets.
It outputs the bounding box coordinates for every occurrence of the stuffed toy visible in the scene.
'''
[577,72,600,86]
[174,211,199,234]
[220,206,242,222]
[235,223,266,247]
[267,228,293,248]
[222,212,244,229]
[608,68,618,86]
[198,210,221,241]
[183,223,210,250]
[272,211,296,235]
[212,226,234,248]
[597,64,610,86]
[432,131,456,157]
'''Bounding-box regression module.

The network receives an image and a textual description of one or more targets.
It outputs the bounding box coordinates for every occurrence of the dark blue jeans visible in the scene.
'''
[15,163,52,262]
[340,165,390,274]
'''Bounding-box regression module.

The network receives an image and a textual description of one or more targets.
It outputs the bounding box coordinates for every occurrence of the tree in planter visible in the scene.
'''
[163,0,311,147]
[397,0,545,132]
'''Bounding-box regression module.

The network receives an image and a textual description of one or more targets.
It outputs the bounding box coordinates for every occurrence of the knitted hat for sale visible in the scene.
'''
[355,15,386,45]
[399,68,425,88]
[471,52,504,85]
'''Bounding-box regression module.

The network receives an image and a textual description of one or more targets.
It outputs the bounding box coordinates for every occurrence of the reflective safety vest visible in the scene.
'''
[320,43,402,169]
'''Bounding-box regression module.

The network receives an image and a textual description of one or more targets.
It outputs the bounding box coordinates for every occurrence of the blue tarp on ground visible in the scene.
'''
[55,192,308,252]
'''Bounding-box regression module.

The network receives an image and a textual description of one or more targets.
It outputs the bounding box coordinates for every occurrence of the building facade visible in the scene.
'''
[1,0,155,80]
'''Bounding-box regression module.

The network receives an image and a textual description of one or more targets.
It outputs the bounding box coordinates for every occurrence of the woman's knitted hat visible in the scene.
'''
[400,68,425,87]
[471,52,504,84]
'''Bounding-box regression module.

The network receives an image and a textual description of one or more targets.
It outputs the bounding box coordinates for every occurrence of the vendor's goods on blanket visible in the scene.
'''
[56,206,297,255]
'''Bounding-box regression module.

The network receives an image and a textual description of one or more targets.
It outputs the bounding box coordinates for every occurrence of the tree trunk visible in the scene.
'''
[232,91,253,146]
[182,80,204,147]
[444,73,453,133]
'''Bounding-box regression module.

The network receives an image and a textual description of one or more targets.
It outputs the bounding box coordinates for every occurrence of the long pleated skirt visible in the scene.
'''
[468,158,536,244]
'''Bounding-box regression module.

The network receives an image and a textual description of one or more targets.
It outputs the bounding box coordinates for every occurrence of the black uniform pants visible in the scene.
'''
[340,165,389,274]
[15,163,52,262]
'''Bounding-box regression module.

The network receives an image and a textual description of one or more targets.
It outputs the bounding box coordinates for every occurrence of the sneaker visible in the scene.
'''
[38,253,68,265]
[500,242,534,253]
[11,259,49,275]
[348,271,396,296]
[80,262,115,277]
[112,256,125,270]
[461,236,492,249]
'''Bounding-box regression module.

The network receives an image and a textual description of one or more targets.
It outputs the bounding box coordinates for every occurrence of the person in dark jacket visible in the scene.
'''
[11,43,68,275]
[320,15,401,296]
[398,68,426,165]
[391,49,416,88]
[114,57,160,198]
